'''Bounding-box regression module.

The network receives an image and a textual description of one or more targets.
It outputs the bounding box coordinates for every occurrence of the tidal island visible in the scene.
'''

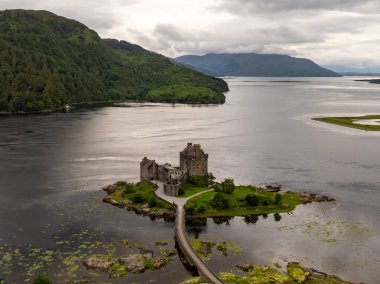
[103,143,334,219]
[102,143,345,284]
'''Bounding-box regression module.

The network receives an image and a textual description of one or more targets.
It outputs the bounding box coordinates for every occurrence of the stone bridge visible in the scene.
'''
[154,181,224,284]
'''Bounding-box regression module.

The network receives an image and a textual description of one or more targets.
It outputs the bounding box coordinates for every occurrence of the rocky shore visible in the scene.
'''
[102,183,175,221]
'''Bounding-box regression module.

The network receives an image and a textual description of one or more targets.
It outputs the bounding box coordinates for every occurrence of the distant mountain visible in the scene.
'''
[0,10,228,112]
[341,72,380,77]
[170,59,223,77]
[175,53,341,77]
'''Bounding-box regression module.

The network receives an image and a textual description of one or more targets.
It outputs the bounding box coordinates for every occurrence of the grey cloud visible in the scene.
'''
[154,24,190,42]
[0,0,127,31]
[212,0,380,14]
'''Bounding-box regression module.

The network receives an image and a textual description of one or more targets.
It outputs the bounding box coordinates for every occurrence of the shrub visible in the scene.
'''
[132,193,146,203]
[245,194,260,207]
[274,193,282,205]
[185,206,195,215]
[148,197,158,208]
[213,183,222,192]
[220,178,235,194]
[198,206,206,213]
[178,186,185,196]
[122,183,136,196]
[32,275,52,284]
[261,199,271,206]
[212,193,229,209]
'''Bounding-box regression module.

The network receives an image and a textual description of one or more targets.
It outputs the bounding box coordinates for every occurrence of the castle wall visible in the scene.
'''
[164,182,181,196]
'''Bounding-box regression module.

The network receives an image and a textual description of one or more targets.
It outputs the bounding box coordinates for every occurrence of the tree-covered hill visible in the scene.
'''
[0,10,228,112]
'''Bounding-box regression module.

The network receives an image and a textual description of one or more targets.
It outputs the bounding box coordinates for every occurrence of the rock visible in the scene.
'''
[155,241,168,246]
[198,242,213,256]
[102,196,119,206]
[152,257,168,269]
[118,200,130,208]
[138,248,154,258]
[82,256,116,271]
[161,249,176,257]
[119,254,146,273]
[102,184,117,194]
[265,183,282,192]
[141,204,151,215]
[236,261,254,272]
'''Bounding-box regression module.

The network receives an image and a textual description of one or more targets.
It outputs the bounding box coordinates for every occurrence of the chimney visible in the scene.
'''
[187,142,192,146]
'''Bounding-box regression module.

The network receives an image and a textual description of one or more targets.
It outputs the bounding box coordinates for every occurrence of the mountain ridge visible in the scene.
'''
[175,53,341,77]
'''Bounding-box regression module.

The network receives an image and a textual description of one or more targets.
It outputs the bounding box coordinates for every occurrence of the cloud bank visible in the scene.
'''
[1,0,380,71]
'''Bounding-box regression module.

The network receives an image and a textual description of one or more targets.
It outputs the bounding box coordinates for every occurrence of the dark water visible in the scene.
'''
[1,77,380,283]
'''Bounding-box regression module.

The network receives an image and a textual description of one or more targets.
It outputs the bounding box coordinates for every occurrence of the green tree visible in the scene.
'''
[245,194,260,207]
[185,205,195,215]
[212,193,229,209]
[221,178,235,194]
[148,197,158,208]
[132,193,146,203]
[198,205,206,213]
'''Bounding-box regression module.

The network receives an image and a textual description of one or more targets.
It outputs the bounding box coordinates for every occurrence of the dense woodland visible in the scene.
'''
[0,10,228,112]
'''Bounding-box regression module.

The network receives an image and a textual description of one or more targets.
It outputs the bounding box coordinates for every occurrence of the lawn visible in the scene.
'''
[109,181,173,210]
[186,185,301,218]
[313,115,380,131]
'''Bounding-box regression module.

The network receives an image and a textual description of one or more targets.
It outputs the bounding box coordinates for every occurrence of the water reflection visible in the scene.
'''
[1,77,380,283]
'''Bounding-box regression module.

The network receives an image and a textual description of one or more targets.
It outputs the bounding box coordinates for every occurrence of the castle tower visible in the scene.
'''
[140,157,158,181]
[180,143,208,177]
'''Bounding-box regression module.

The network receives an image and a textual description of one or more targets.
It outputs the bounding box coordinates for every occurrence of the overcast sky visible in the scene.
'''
[2,0,380,71]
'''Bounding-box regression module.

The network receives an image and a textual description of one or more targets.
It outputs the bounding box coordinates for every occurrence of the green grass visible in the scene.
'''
[314,115,380,131]
[179,186,209,198]
[186,185,301,218]
[109,181,173,210]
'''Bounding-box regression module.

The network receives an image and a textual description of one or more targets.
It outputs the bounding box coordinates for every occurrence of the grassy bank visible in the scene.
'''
[107,181,173,211]
[185,185,302,218]
[314,115,380,131]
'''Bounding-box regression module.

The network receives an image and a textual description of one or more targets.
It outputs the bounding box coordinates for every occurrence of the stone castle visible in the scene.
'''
[140,143,208,196]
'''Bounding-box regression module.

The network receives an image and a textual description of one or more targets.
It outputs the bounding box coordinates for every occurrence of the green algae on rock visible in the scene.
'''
[189,238,241,261]
[181,262,353,284]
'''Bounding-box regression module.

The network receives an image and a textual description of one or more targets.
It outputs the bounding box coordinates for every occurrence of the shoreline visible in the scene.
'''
[102,181,335,220]
[294,113,380,136]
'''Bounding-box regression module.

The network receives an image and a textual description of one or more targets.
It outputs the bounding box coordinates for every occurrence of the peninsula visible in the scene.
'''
[0,10,228,113]
[314,115,380,131]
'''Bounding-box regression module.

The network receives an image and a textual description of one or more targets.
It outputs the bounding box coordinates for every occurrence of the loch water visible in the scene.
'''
[0,77,379,283]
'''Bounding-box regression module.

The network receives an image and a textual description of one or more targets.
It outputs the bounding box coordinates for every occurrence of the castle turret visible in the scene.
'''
[180,143,208,177]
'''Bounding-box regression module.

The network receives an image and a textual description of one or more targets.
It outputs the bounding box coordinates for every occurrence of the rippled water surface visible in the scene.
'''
[1,77,380,283]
